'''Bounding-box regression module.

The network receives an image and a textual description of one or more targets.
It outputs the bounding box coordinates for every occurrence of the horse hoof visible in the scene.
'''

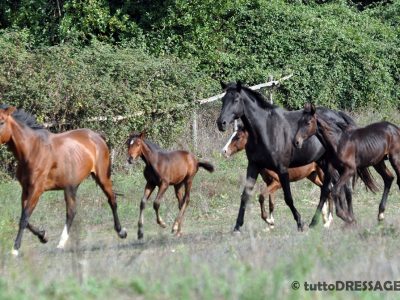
[298,222,305,232]
[138,231,144,240]
[39,231,48,244]
[378,213,385,222]
[159,222,167,229]
[11,249,19,257]
[232,228,241,235]
[175,232,182,237]
[118,228,127,239]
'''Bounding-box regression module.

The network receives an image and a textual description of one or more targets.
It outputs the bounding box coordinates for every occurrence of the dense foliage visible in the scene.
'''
[0,0,399,177]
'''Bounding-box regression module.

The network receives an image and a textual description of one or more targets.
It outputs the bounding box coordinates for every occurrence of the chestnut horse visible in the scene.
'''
[221,126,333,228]
[127,131,214,239]
[0,106,127,256]
[294,103,400,223]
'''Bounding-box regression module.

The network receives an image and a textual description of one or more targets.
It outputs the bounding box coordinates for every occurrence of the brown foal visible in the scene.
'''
[127,131,214,239]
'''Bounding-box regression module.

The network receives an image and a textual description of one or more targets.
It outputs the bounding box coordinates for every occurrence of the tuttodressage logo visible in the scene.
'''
[291,281,400,291]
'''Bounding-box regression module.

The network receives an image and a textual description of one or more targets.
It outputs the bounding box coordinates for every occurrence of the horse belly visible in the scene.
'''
[356,144,388,167]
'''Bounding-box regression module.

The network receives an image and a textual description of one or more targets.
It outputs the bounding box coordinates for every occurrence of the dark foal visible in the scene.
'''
[127,131,214,239]
[221,126,333,228]
[0,106,127,256]
[295,103,400,222]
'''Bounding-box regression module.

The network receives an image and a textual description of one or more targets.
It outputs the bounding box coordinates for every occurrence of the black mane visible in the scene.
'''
[0,104,44,130]
[225,82,277,110]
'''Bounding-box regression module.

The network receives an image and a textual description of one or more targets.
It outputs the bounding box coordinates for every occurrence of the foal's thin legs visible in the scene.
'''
[172,179,193,236]
[373,160,394,221]
[153,182,169,228]
[57,186,79,249]
[258,181,279,226]
[137,182,155,239]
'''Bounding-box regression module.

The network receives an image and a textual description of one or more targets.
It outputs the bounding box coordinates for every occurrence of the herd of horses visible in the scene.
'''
[1,81,400,256]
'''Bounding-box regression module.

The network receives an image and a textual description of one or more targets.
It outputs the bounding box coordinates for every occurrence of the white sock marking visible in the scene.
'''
[57,224,69,249]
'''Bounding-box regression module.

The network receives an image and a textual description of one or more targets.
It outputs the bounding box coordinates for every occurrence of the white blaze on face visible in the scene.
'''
[221,131,237,157]
[57,224,69,249]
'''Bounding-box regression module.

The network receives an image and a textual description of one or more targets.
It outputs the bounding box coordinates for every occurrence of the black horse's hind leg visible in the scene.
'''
[374,160,394,222]
[234,164,259,232]
[278,172,304,231]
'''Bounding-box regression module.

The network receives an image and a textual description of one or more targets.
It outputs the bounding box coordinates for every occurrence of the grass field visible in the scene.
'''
[1,110,400,299]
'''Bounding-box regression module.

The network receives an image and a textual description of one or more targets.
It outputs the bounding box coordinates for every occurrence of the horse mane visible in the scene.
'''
[126,132,162,151]
[241,86,277,110]
[0,104,45,130]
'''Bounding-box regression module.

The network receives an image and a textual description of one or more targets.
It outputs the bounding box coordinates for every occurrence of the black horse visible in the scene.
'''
[216,81,358,231]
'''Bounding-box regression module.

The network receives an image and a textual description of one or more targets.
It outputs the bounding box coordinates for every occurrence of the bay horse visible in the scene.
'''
[127,131,214,239]
[294,103,400,223]
[221,125,334,228]
[216,81,358,232]
[0,105,127,256]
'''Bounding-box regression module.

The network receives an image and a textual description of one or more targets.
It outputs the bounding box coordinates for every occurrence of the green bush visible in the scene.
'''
[0,30,215,178]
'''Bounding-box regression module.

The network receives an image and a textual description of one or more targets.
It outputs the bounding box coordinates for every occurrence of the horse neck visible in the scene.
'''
[315,115,342,153]
[241,92,271,143]
[140,141,160,171]
[7,118,39,163]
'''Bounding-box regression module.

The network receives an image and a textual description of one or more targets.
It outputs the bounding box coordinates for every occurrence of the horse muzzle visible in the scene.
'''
[294,137,304,149]
[217,119,228,132]
[127,156,134,164]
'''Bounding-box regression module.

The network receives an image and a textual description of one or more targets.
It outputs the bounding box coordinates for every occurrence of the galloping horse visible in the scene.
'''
[216,81,358,231]
[0,106,127,256]
[294,103,400,222]
[221,125,334,228]
[127,131,214,239]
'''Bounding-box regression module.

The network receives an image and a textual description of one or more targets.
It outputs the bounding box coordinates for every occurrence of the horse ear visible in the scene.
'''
[236,81,242,92]
[220,81,227,90]
[5,106,16,115]
[304,103,316,115]
[310,104,316,115]
[139,131,146,139]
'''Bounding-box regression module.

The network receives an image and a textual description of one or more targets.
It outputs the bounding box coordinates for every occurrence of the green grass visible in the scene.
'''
[1,148,400,299]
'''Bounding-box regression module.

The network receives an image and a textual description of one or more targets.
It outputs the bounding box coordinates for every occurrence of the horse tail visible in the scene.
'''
[198,161,215,173]
[355,167,379,193]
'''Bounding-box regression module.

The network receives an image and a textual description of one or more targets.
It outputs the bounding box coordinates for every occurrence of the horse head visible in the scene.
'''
[294,103,317,149]
[217,81,245,131]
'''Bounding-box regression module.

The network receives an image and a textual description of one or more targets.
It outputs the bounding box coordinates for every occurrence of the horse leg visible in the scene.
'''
[332,168,355,224]
[153,182,169,228]
[95,174,127,239]
[57,186,79,249]
[374,160,394,222]
[12,187,43,256]
[172,184,185,234]
[234,164,259,232]
[172,179,193,236]
[138,182,156,240]
[310,164,332,227]
[278,172,304,231]
[259,183,277,226]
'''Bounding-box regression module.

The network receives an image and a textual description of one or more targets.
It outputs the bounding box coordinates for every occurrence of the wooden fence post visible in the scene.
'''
[192,110,198,151]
